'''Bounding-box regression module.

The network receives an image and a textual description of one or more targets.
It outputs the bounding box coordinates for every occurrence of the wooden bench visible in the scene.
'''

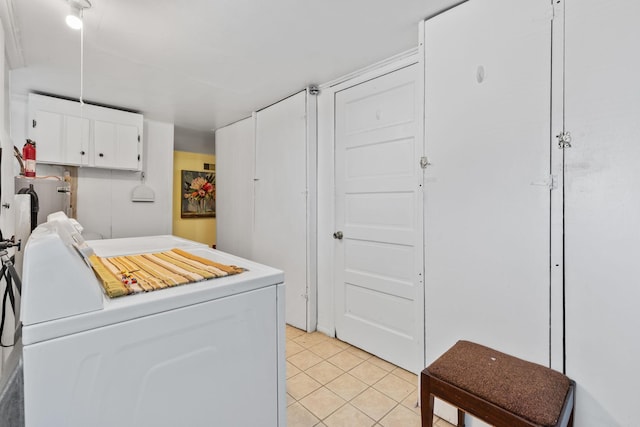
[421,341,575,427]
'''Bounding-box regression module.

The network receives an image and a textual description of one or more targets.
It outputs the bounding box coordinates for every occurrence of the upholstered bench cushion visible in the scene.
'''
[427,341,570,427]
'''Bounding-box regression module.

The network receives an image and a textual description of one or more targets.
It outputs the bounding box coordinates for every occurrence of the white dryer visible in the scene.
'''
[20,213,285,427]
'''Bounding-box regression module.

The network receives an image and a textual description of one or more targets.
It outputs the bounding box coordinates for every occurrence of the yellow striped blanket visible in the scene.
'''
[89,248,245,298]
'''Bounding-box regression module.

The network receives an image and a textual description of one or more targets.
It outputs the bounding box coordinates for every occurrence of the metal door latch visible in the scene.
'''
[420,157,431,169]
[531,174,558,190]
[557,131,572,149]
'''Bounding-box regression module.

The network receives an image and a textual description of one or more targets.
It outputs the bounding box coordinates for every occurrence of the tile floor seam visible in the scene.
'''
[296,387,348,422]
[375,401,402,425]
[370,372,415,403]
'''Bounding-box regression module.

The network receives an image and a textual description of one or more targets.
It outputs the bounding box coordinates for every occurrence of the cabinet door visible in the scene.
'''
[64,116,90,166]
[116,123,141,170]
[31,110,64,164]
[93,120,117,168]
[94,120,140,170]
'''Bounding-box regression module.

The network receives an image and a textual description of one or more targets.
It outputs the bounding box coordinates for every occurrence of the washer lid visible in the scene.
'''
[21,214,103,327]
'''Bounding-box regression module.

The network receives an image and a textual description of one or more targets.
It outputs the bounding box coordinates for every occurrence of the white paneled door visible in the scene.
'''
[424,0,553,367]
[334,65,424,373]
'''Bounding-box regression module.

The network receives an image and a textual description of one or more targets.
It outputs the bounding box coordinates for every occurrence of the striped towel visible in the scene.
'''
[89,248,245,298]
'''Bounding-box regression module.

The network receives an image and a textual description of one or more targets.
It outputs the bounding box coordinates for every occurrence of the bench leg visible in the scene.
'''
[420,372,434,427]
[457,408,465,427]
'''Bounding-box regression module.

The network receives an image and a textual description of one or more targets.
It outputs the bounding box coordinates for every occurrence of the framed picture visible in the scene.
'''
[181,170,216,218]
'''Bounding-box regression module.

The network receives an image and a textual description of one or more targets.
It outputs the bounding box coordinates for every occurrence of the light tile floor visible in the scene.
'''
[286,325,455,427]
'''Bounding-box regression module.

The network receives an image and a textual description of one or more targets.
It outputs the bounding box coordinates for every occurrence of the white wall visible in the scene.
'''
[0,25,11,237]
[0,16,9,374]
[174,125,214,154]
[76,119,174,239]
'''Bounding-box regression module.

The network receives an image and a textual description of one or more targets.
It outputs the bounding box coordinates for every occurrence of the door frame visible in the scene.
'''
[550,0,566,373]
[316,48,425,370]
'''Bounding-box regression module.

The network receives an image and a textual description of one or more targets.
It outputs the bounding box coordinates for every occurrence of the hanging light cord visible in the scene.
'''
[80,7,85,112]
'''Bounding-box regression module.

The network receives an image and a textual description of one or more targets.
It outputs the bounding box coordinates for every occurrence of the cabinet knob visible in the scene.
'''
[99,153,104,157]
[81,151,86,155]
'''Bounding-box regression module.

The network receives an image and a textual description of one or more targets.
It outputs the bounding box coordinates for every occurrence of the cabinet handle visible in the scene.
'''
[99,153,104,157]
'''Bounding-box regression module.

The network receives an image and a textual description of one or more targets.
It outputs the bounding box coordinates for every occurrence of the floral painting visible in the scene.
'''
[181,170,216,218]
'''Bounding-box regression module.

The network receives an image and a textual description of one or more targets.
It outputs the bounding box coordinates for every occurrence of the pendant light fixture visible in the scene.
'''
[66,0,91,30]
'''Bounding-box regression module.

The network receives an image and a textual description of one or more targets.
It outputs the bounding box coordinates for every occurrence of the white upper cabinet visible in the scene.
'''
[94,121,140,170]
[28,94,143,171]
[29,97,90,166]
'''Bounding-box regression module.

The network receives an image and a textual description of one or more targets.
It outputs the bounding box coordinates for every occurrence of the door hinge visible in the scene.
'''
[531,174,558,190]
[137,135,141,142]
[420,156,431,169]
[32,119,37,128]
[557,131,572,149]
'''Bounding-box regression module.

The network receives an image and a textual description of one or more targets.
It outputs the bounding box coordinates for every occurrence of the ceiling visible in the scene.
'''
[2,0,458,133]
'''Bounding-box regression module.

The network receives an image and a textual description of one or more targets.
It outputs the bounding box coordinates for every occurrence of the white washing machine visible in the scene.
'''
[20,213,285,427]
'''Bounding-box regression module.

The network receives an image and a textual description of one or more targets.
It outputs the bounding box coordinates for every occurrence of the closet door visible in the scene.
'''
[424,0,553,368]
[215,117,255,259]
[564,0,640,425]
[334,64,424,373]
[254,92,309,330]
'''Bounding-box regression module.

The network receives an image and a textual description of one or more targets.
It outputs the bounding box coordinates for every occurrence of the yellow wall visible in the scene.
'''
[173,151,216,246]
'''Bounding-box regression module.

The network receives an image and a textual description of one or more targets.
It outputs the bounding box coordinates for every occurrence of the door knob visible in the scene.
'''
[333,231,343,240]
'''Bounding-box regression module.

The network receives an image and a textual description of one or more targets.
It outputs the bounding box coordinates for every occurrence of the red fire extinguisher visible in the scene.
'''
[23,139,36,178]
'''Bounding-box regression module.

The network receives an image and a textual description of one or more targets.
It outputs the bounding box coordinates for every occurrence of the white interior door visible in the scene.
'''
[564,0,640,425]
[424,0,553,369]
[334,64,424,373]
[254,92,308,330]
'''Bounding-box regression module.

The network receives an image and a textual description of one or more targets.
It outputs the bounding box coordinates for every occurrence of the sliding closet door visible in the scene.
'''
[564,0,640,425]
[424,0,553,367]
[254,92,309,330]
[215,116,255,259]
